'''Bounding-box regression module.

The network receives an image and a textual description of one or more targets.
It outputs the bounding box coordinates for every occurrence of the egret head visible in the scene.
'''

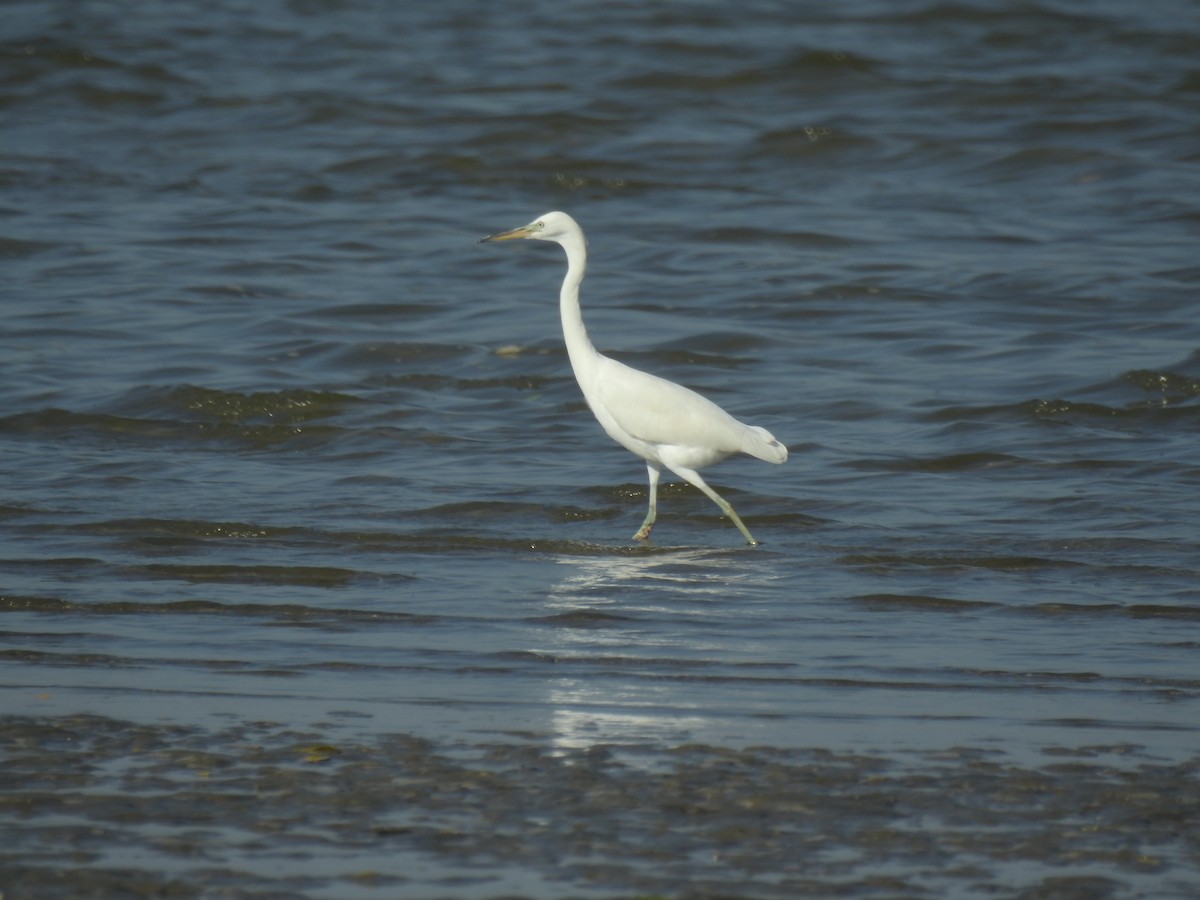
[480,211,579,244]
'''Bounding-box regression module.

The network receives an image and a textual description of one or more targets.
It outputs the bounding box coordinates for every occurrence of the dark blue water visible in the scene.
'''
[3,1,1199,896]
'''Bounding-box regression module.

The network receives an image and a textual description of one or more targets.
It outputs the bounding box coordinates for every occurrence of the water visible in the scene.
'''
[3,0,1199,896]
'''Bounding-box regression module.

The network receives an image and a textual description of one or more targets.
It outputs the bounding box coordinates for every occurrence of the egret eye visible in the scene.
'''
[535,221,545,229]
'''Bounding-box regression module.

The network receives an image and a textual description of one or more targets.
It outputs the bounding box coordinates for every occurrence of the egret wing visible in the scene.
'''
[590,357,748,453]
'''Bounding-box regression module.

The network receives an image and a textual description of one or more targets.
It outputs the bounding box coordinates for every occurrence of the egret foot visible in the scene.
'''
[732,518,759,546]
[633,507,656,541]
[724,507,759,545]
[633,462,659,542]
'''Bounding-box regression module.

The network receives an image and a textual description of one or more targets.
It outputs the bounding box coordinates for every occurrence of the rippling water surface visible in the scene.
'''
[3,1,1199,897]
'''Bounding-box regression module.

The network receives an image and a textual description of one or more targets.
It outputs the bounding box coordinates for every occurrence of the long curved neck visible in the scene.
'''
[557,229,600,381]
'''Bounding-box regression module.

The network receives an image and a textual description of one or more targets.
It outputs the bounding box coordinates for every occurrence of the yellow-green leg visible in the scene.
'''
[632,462,660,541]
[673,466,759,546]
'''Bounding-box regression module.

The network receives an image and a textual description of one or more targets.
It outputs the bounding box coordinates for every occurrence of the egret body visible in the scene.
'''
[481,211,787,545]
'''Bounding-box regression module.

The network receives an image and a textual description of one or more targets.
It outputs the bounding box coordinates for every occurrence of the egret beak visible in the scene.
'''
[479,224,535,243]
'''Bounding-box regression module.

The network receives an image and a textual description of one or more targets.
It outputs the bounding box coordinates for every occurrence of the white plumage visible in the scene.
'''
[482,211,786,544]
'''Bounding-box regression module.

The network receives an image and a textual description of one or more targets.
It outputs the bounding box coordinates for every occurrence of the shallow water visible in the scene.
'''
[3,0,1200,897]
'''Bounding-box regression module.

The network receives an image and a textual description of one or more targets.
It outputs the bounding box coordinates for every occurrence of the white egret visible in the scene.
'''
[481,211,787,545]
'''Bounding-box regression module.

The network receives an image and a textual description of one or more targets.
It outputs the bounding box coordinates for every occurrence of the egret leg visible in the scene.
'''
[632,462,661,541]
[672,466,759,546]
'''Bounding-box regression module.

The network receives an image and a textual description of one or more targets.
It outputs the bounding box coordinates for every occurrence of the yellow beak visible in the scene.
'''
[479,224,535,243]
